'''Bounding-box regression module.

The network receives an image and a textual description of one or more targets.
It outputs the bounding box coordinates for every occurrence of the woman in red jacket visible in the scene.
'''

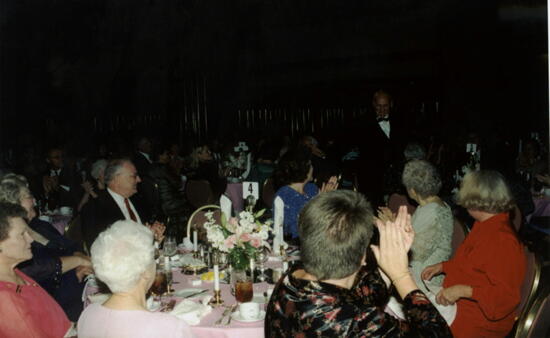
[422,170,526,337]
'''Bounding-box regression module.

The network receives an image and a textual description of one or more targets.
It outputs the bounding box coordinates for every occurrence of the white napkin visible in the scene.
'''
[170,297,212,325]
[82,274,99,302]
[220,194,232,220]
[180,253,206,267]
[386,289,456,325]
[88,293,111,304]
[181,237,194,251]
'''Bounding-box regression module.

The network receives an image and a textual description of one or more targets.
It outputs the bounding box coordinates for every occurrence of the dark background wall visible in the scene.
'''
[0,0,547,150]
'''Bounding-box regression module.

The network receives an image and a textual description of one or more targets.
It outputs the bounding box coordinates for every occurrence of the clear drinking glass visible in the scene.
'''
[255,247,269,282]
[163,237,177,257]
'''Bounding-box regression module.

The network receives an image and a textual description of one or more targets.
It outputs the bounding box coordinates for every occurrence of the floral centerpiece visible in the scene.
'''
[203,209,272,270]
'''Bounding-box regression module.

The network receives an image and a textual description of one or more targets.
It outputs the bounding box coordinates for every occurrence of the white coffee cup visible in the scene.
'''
[239,302,260,320]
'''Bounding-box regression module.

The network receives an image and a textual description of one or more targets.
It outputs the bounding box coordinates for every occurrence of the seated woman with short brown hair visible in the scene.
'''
[265,190,451,337]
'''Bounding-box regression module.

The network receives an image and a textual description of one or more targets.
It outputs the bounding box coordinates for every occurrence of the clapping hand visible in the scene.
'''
[75,265,94,283]
[81,181,98,198]
[376,207,396,223]
[370,206,414,281]
[320,176,339,193]
[146,221,166,243]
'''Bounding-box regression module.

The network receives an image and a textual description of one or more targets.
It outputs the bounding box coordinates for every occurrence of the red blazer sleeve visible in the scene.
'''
[469,236,525,320]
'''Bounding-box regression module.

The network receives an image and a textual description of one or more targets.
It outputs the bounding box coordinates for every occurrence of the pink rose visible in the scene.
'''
[239,233,251,242]
[224,235,237,250]
[250,237,262,248]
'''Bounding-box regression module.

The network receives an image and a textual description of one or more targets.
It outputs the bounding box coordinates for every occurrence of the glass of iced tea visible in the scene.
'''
[235,276,253,303]
[150,270,168,303]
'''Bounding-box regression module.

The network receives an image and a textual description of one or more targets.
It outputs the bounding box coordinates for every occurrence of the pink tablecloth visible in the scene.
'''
[173,270,268,338]
[225,183,244,214]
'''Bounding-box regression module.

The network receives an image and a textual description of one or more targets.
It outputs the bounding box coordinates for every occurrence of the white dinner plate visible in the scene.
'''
[173,288,204,298]
[231,310,266,323]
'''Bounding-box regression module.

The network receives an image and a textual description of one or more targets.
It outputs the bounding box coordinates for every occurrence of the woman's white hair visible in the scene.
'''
[90,159,108,180]
[91,220,154,293]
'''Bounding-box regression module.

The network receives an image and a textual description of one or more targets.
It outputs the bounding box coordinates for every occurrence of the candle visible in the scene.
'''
[213,264,220,291]
[250,258,255,281]
[200,246,204,258]
[164,256,170,271]
[193,231,198,252]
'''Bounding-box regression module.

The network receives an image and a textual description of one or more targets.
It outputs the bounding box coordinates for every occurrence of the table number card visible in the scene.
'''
[242,181,259,201]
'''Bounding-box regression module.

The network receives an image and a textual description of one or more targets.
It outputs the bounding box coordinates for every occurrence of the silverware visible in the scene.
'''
[215,306,232,325]
[182,289,208,299]
[160,299,177,312]
[225,304,238,325]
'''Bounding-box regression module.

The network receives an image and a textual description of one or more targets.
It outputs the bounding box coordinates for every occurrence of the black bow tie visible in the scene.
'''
[377,117,390,122]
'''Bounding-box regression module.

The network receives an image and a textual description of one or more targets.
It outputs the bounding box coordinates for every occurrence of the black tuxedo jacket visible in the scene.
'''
[353,113,409,207]
[81,190,144,247]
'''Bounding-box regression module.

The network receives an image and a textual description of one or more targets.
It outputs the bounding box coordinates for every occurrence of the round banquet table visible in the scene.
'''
[172,269,269,338]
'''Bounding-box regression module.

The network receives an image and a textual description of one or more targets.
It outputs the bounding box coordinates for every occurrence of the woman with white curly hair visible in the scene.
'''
[77,220,194,338]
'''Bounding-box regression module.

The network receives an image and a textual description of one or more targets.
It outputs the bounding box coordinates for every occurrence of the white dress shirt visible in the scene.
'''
[107,188,142,224]
[139,151,153,164]
[378,120,391,139]
[50,168,70,191]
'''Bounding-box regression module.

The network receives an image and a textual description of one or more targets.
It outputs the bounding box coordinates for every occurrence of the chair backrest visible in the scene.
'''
[186,180,215,209]
[387,193,416,215]
[186,205,221,241]
[451,218,468,256]
[515,249,541,322]
[515,288,550,338]
[262,178,275,208]
[64,214,83,248]
[511,205,522,232]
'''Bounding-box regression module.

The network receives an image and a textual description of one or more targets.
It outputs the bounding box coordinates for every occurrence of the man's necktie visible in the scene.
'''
[124,198,137,222]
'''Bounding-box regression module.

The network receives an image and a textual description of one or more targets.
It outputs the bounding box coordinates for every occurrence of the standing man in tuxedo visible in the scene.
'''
[81,158,162,248]
[357,90,408,208]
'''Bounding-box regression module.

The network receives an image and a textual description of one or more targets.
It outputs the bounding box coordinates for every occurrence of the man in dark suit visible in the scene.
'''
[357,90,408,208]
[132,137,154,176]
[81,158,162,248]
[38,147,81,210]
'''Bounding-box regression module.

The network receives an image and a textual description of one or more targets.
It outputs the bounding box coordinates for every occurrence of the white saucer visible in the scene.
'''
[231,310,266,323]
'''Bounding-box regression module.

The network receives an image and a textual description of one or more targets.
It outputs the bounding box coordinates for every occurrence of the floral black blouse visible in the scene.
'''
[265,263,451,337]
